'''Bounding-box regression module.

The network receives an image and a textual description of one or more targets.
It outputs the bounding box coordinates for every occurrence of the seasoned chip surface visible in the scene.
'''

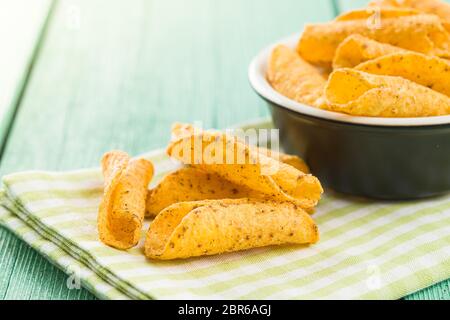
[145,199,319,260]
[298,13,450,66]
[267,45,327,108]
[167,125,323,210]
[146,166,257,216]
[333,35,407,69]
[98,151,154,249]
[369,0,450,31]
[324,69,450,117]
[355,52,450,97]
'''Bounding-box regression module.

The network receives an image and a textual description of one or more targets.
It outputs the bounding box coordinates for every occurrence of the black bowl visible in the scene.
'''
[249,33,450,200]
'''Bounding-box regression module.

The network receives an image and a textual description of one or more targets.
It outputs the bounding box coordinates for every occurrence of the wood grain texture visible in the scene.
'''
[0,0,52,152]
[1,0,448,300]
[0,0,73,300]
[0,0,334,300]
[336,0,450,301]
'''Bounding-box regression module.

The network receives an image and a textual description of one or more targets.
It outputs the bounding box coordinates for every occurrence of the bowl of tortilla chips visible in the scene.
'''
[249,3,450,199]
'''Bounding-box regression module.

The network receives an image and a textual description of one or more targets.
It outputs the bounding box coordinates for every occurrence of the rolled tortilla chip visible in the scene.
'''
[298,12,450,66]
[258,147,310,173]
[369,0,450,31]
[166,126,323,209]
[145,199,319,260]
[335,7,419,21]
[324,69,450,117]
[98,150,154,249]
[333,34,407,69]
[267,45,327,108]
[355,52,450,97]
[171,123,310,173]
[147,156,310,217]
[147,125,310,216]
[146,166,257,216]
[146,159,310,217]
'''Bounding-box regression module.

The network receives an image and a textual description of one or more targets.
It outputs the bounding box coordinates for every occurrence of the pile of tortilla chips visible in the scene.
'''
[267,0,450,117]
[98,124,322,260]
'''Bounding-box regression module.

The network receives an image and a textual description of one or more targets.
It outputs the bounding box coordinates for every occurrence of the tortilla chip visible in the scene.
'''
[145,199,319,260]
[369,0,450,31]
[146,154,310,217]
[258,147,310,173]
[267,45,327,108]
[297,13,450,66]
[172,123,310,173]
[166,126,323,210]
[146,167,257,216]
[355,52,450,97]
[147,125,310,216]
[333,34,407,69]
[336,7,419,21]
[324,69,450,117]
[98,151,154,249]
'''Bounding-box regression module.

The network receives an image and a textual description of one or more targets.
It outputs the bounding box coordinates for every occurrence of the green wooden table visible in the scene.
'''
[0,0,448,300]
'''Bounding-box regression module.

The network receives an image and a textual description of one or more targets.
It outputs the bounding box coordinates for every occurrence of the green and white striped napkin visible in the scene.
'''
[0,202,129,300]
[1,120,449,300]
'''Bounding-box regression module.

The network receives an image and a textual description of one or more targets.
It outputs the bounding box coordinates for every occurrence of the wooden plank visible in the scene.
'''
[0,0,68,299]
[335,0,450,301]
[1,228,94,300]
[0,0,53,152]
[0,0,335,299]
[337,0,368,11]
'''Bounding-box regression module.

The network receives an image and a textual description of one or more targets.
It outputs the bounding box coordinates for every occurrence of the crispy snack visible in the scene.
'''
[333,35,407,69]
[147,125,310,216]
[172,123,310,173]
[336,7,420,21]
[355,52,450,97]
[145,199,319,260]
[369,0,450,31]
[267,45,327,108]
[146,153,310,217]
[146,167,257,216]
[297,12,450,66]
[98,151,154,249]
[324,69,450,117]
[166,126,323,210]
[258,147,310,173]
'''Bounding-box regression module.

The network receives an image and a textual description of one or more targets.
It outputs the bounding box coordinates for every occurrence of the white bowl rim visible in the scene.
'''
[248,32,450,127]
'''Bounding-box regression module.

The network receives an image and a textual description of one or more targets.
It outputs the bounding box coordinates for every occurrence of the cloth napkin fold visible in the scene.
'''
[0,202,129,300]
[1,120,449,300]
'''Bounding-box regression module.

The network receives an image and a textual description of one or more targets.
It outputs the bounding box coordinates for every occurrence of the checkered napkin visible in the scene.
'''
[1,120,449,299]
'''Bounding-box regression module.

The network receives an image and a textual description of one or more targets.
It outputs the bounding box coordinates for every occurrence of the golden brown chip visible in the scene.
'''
[147,125,309,216]
[166,126,323,210]
[335,7,419,21]
[145,199,319,260]
[171,123,310,173]
[146,167,257,216]
[355,52,450,97]
[324,69,450,117]
[146,158,310,217]
[98,150,154,249]
[267,45,327,108]
[257,147,310,173]
[297,13,450,66]
[333,34,407,69]
[369,0,450,30]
